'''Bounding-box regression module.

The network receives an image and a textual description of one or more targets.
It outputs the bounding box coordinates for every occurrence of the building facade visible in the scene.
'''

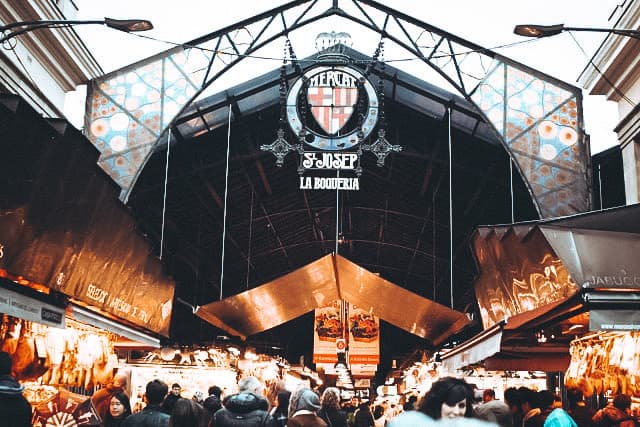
[580,0,640,204]
[0,0,101,117]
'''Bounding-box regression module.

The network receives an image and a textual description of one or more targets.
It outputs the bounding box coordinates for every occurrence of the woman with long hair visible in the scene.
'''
[102,392,132,427]
[318,387,347,427]
[417,377,474,420]
[169,398,206,427]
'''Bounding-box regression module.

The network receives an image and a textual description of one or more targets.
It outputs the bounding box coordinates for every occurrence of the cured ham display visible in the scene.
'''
[0,315,118,390]
[565,332,640,398]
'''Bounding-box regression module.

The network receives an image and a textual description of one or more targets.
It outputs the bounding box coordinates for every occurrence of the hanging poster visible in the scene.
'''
[313,300,342,363]
[348,303,380,364]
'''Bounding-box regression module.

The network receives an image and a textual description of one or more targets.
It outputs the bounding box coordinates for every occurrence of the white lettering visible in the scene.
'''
[302,152,358,170]
[300,176,312,189]
[86,283,109,304]
[312,177,359,190]
[109,297,132,314]
[309,70,357,88]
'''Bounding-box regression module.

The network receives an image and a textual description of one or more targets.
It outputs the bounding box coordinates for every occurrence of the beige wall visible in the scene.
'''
[580,0,640,204]
[0,0,102,117]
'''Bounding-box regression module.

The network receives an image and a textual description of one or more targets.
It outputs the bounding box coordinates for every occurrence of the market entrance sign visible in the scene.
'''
[287,65,377,151]
[262,61,401,190]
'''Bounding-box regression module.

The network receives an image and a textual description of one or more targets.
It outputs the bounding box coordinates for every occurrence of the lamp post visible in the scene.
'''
[0,17,153,44]
[514,24,640,40]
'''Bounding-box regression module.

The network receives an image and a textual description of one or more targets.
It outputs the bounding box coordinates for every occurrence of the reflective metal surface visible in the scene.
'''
[473,225,578,329]
[335,256,469,345]
[196,255,339,339]
[197,254,469,344]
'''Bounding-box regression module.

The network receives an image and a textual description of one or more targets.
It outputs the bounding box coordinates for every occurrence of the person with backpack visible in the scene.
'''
[592,394,638,427]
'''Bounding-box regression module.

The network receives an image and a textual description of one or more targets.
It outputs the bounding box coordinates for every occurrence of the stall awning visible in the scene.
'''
[71,305,161,348]
[539,203,640,289]
[441,293,585,372]
[196,254,470,345]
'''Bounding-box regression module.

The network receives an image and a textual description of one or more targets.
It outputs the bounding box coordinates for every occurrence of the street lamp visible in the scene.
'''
[514,24,640,40]
[0,17,153,44]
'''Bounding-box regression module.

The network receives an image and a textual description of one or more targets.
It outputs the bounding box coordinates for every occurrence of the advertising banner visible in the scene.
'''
[348,303,379,365]
[313,300,342,363]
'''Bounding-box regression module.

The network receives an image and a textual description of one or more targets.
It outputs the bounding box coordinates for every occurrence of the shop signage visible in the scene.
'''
[313,301,342,364]
[288,65,376,191]
[585,271,640,288]
[348,303,380,365]
[0,287,65,328]
[262,61,401,190]
[590,309,640,331]
[287,65,378,152]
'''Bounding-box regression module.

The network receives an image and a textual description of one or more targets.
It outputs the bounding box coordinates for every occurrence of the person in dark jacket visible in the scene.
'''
[353,402,374,427]
[270,390,291,427]
[213,376,276,427]
[122,379,170,427]
[288,388,327,427]
[104,392,133,427]
[592,394,637,427]
[204,385,223,426]
[162,383,182,415]
[318,387,347,427]
[526,390,555,427]
[169,398,206,427]
[566,388,595,427]
[0,351,31,427]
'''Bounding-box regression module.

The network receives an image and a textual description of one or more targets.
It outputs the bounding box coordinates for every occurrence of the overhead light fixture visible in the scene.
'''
[0,17,153,44]
[513,24,640,40]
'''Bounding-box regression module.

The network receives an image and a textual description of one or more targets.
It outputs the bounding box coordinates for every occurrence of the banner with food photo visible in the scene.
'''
[347,303,380,364]
[313,301,343,363]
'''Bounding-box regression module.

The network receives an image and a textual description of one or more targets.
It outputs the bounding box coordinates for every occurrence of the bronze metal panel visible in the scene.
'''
[196,254,339,338]
[334,255,469,346]
[472,225,578,329]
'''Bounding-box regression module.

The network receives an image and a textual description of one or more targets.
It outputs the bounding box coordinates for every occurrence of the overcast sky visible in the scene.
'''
[66,0,623,154]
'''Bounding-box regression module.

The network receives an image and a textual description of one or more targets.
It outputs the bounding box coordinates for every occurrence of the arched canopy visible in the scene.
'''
[84,0,590,218]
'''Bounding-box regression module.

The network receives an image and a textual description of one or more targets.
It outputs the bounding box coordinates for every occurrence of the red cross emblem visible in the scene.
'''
[307,84,358,134]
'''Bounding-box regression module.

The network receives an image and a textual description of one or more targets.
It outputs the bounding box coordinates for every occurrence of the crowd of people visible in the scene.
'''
[1,349,639,427]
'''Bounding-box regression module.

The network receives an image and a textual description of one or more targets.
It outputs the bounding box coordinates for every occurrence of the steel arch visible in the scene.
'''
[84,0,591,218]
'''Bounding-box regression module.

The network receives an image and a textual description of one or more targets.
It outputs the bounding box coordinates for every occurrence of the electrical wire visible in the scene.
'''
[219,103,232,301]
[567,31,636,107]
[159,130,171,260]
[127,30,541,65]
[447,105,453,310]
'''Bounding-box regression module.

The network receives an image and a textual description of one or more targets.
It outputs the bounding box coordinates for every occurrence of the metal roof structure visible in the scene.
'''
[122,45,541,366]
[81,0,594,369]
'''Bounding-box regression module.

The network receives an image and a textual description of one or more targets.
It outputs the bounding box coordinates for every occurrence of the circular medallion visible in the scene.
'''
[287,65,378,151]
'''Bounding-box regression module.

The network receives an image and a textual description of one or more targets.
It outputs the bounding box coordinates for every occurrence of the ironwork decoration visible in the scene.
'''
[359,39,402,167]
[261,39,299,167]
[260,128,297,167]
[83,0,590,217]
[362,128,402,167]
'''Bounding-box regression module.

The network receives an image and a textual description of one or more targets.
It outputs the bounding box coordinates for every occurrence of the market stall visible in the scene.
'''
[440,204,640,407]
